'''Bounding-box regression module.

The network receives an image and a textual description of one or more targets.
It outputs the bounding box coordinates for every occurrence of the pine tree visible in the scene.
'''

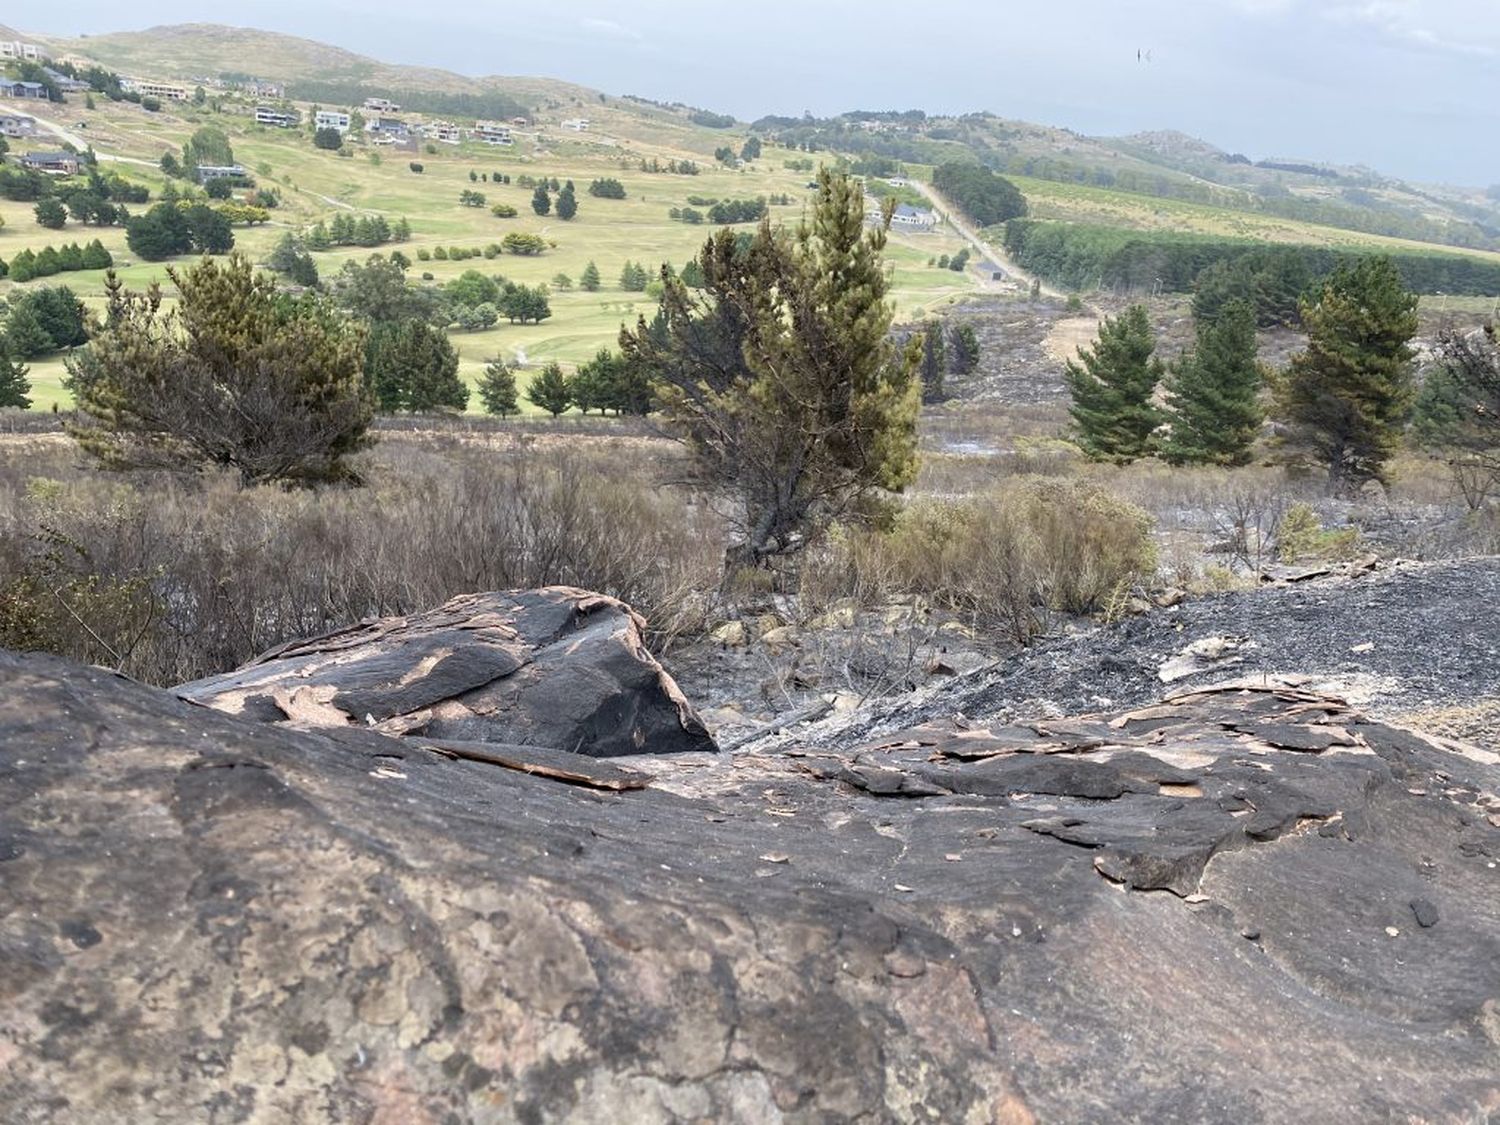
[527,361,571,417]
[555,181,577,220]
[1273,256,1418,494]
[4,302,55,359]
[0,342,31,409]
[622,168,921,568]
[580,260,601,291]
[531,185,551,216]
[919,320,946,403]
[948,323,980,376]
[478,357,519,416]
[1064,304,1164,463]
[1160,300,1264,466]
[34,198,67,230]
[364,320,468,412]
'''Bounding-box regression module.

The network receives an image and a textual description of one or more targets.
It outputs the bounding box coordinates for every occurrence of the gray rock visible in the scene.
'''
[176,587,715,758]
[3,641,1499,1122]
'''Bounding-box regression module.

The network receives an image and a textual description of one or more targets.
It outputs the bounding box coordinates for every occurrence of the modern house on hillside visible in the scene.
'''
[314,110,351,133]
[21,151,80,175]
[560,118,589,132]
[0,41,45,62]
[473,120,514,145]
[422,120,461,144]
[0,112,36,136]
[0,80,47,100]
[890,204,937,231]
[254,105,298,128]
[43,67,90,94]
[363,97,400,113]
[120,77,188,101]
[195,163,248,183]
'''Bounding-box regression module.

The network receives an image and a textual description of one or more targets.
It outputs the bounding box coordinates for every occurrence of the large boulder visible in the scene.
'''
[2,637,1498,1122]
[176,587,714,758]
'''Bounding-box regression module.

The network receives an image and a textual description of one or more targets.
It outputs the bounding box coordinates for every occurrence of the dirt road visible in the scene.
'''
[909,178,1072,303]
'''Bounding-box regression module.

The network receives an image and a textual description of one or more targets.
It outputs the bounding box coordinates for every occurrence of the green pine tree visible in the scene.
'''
[477,357,519,416]
[1064,304,1164,463]
[527,361,571,417]
[1160,300,1265,466]
[1273,256,1418,494]
[580,260,601,291]
[4,302,56,359]
[531,185,551,216]
[919,320,946,403]
[555,181,577,220]
[0,342,31,409]
[364,320,468,412]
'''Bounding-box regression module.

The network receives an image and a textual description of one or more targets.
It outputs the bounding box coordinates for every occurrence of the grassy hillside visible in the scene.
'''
[1,94,974,411]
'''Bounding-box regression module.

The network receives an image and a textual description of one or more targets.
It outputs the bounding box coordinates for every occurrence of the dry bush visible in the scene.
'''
[802,477,1157,642]
[0,436,722,685]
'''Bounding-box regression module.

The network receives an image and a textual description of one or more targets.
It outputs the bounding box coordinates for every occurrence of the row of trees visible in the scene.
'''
[306,213,410,250]
[126,202,235,260]
[515,351,652,417]
[1,241,114,283]
[1065,256,1421,494]
[931,162,1028,227]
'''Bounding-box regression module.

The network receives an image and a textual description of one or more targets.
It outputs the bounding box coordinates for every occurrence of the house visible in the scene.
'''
[560,117,589,132]
[885,176,910,188]
[0,41,45,62]
[21,151,80,175]
[0,112,36,137]
[120,77,188,101]
[890,204,937,231]
[243,79,283,98]
[473,120,513,146]
[195,163,248,183]
[363,97,400,114]
[314,110,351,133]
[254,105,298,129]
[0,80,47,100]
[421,120,461,144]
[364,115,410,138]
[43,68,90,94]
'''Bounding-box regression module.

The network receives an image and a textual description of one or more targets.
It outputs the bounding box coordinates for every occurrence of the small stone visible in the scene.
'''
[1240,928,1260,941]
[710,621,749,647]
[758,853,790,864]
[944,853,962,862]
[1384,926,1400,938]
[1350,642,1376,654]
[1410,898,1439,928]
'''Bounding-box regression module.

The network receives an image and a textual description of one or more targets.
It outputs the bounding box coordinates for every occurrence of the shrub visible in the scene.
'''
[801,478,1157,641]
[1275,503,1362,562]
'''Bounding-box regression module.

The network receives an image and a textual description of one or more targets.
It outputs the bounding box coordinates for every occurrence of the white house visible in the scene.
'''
[120,77,189,101]
[0,41,45,62]
[254,105,298,128]
[0,112,36,136]
[560,117,589,132]
[363,97,400,114]
[195,163,248,183]
[890,204,937,231]
[422,120,461,144]
[473,120,514,145]
[315,110,351,133]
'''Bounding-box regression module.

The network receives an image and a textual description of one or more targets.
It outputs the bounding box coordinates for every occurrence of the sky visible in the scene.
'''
[18,0,1500,186]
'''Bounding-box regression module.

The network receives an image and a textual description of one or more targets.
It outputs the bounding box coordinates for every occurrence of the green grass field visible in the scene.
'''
[2,97,975,411]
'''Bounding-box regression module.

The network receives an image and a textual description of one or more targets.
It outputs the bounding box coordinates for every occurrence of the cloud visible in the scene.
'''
[579,17,643,42]
[1324,1,1497,58]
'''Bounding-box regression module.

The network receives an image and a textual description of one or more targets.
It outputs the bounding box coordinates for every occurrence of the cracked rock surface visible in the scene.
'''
[3,627,1500,1121]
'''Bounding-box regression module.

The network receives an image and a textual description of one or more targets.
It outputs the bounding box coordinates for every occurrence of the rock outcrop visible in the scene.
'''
[3,619,1499,1121]
[177,588,714,759]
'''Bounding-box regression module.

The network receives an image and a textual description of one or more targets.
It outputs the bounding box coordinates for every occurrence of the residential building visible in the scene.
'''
[314,109,351,133]
[363,97,400,114]
[0,41,45,62]
[43,67,90,94]
[21,151,80,175]
[54,54,96,71]
[0,80,47,100]
[364,115,410,138]
[890,204,937,231]
[243,79,283,98]
[560,117,589,132]
[195,163,248,183]
[422,120,461,144]
[885,176,910,188]
[120,77,189,101]
[473,120,514,146]
[0,112,36,137]
[254,105,298,128]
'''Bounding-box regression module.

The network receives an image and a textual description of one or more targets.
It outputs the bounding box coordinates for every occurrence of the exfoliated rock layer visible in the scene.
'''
[3,639,1498,1122]
[176,587,714,758]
